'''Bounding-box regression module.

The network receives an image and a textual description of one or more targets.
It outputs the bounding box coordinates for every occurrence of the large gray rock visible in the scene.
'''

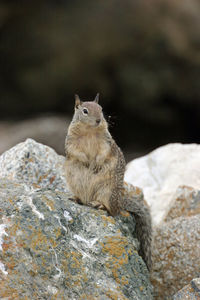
[150,185,200,299]
[151,214,200,299]
[0,138,67,192]
[164,185,200,222]
[125,144,200,299]
[173,278,200,300]
[0,139,153,299]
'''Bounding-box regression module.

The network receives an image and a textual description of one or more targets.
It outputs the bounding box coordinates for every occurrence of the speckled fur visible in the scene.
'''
[65,96,152,270]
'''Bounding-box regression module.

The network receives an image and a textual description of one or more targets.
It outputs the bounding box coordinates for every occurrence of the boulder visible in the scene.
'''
[0,138,67,192]
[164,185,200,222]
[173,278,200,300]
[124,144,200,298]
[0,139,153,299]
[151,214,200,299]
[125,143,200,225]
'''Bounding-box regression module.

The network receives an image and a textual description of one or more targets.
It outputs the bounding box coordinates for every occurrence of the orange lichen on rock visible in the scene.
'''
[79,293,99,300]
[0,282,20,299]
[122,182,143,197]
[120,211,130,217]
[105,289,128,300]
[164,186,200,222]
[29,229,49,251]
[100,236,130,285]
[62,250,89,287]
[100,235,128,257]
[101,215,116,224]
[42,195,55,210]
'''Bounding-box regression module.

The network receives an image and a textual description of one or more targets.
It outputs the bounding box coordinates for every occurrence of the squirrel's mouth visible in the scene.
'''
[96,119,101,125]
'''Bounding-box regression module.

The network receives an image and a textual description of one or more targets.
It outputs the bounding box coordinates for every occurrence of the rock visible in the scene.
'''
[173,278,200,300]
[0,139,153,299]
[125,144,200,298]
[151,215,200,299]
[164,185,200,222]
[125,143,200,225]
[0,138,67,192]
[0,115,70,156]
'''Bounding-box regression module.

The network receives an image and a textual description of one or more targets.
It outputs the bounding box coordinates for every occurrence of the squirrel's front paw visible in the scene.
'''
[90,201,106,210]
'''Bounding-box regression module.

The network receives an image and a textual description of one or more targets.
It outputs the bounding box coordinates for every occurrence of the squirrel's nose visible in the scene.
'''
[96,119,101,125]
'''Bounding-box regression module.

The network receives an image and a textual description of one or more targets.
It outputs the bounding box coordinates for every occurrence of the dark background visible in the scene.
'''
[0,0,200,160]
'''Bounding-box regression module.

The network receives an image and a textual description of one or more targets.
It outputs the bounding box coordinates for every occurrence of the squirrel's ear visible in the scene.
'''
[94,93,99,103]
[74,94,82,108]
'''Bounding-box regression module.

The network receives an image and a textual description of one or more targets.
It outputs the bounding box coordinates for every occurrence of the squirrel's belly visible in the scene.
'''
[65,161,112,206]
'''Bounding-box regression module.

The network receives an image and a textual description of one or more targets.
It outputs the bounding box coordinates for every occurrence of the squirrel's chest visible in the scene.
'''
[73,134,110,163]
[82,136,109,160]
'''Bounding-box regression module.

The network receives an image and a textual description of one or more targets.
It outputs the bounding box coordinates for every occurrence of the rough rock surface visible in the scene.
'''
[0,138,67,192]
[0,139,153,299]
[164,185,200,222]
[125,143,200,224]
[173,278,200,300]
[151,214,200,299]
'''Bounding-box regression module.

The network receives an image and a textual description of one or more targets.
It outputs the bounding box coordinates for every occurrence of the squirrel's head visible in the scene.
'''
[73,94,104,127]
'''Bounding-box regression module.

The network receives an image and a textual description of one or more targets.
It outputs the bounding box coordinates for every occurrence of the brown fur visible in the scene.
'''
[65,96,152,270]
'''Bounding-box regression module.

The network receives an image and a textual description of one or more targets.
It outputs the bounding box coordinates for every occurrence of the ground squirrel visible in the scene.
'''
[65,94,152,270]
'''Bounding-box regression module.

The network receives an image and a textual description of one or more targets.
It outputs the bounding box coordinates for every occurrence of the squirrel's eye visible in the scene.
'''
[82,108,88,115]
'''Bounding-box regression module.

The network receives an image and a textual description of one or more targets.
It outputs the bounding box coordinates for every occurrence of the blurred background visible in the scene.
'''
[0,0,200,161]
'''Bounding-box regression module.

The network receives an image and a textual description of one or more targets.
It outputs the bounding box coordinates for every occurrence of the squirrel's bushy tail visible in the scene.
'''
[133,201,152,270]
[122,183,152,271]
